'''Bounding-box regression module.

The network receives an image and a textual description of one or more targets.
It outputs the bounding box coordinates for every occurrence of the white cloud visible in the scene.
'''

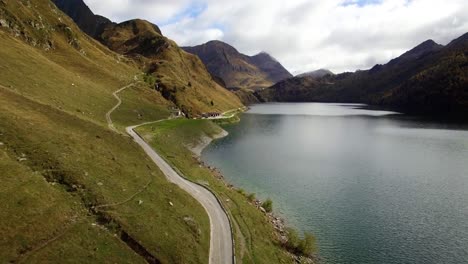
[83,0,468,74]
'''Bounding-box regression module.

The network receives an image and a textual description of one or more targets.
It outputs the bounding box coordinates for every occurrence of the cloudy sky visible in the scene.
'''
[83,0,468,74]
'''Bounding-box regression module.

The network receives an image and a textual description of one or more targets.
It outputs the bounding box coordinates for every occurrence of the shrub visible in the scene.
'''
[143,73,156,87]
[298,232,316,256]
[261,198,273,213]
[247,193,256,202]
[237,188,246,196]
[285,228,317,257]
[285,228,300,250]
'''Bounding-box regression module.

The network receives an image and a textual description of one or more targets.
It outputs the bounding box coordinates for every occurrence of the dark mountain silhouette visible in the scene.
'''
[52,0,113,38]
[260,34,468,117]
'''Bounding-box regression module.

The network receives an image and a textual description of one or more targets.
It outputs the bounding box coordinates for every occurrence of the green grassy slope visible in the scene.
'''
[136,119,297,264]
[0,86,210,264]
[0,0,212,262]
[110,82,173,130]
[0,1,300,263]
[0,1,138,126]
[99,19,244,117]
[0,149,145,264]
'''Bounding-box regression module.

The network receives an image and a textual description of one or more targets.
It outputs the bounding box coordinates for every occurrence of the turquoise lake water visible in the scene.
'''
[202,103,468,264]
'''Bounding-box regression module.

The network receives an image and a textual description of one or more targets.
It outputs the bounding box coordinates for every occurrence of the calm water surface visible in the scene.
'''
[202,103,468,264]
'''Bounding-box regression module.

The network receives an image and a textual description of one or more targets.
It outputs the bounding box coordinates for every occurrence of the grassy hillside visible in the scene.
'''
[99,19,244,117]
[0,147,145,264]
[0,87,211,263]
[136,119,302,264]
[0,0,139,126]
[110,82,173,130]
[0,1,213,263]
[0,1,313,263]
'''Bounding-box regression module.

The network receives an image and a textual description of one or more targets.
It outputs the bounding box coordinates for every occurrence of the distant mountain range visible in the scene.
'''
[183,41,292,91]
[297,69,334,78]
[259,35,468,117]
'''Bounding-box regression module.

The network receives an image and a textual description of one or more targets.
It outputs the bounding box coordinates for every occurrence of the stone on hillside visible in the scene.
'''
[0,19,9,28]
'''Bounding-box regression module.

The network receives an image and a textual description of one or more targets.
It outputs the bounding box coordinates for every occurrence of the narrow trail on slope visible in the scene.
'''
[98,81,155,211]
[105,83,135,134]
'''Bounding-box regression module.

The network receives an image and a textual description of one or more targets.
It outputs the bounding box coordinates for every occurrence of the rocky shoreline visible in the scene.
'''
[189,131,318,264]
[187,129,229,156]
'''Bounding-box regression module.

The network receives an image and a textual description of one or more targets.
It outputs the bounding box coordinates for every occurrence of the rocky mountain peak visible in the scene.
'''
[389,39,443,65]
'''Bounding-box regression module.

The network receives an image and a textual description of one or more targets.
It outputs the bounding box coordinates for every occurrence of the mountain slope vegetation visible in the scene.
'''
[99,20,243,116]
[0,1,299,263]
[0,1,213,262]
[52,0,243,116]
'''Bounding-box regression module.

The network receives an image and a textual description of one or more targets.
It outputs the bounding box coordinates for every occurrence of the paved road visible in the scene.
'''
[106,82,234,263]
[126,124,233,264]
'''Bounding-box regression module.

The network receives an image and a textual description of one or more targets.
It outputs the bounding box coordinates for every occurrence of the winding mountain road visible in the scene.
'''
[126,125,233,264]
[106,83,234,264]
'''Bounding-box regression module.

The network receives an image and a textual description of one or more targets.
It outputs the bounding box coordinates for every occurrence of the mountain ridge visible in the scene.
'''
[53,1,243,116]
[259,35,468,116]
[52,0,113,38]
[297,69,334,78]
[183,40,292,90]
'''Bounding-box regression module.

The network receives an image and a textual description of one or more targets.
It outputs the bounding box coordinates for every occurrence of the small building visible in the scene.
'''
[201,112,221,118]
[170,107,184,117]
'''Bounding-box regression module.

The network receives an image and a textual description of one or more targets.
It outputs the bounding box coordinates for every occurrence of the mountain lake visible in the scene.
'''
[202,103,468,264]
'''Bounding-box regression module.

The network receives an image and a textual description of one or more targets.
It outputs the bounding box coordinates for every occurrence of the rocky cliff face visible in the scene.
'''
[249,52,293,83]
[183,40,292,90]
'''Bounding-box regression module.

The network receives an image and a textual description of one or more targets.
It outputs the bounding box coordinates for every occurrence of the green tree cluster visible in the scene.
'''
[285,228,316,257]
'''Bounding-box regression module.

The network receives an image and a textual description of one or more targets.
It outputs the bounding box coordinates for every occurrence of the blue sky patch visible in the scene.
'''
[160,1,207,26]
[341,0,383,7]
